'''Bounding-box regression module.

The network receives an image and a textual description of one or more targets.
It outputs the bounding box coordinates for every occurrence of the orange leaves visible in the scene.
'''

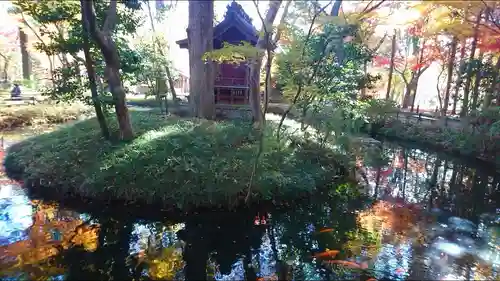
[357,200,420,240]
[402,0,499,44]
[479,36,500,52]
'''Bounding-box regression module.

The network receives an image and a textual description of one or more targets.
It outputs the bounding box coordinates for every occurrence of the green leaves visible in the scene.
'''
[11,0,144,104]
[203,41,260,63]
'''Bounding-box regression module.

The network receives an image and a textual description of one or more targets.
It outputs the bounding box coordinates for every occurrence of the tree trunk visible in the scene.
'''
[403,55,427,109]
[267,0,291,104]
[470,50,485,112]
[482,56,500,109]
[460,11,482,117]
[442,36,457,116]
[249,0,282,125]
[80,0,110,140]
[82,0,134,140]
[436,65,446,111]
[188,0,215,119]
[18,13,56,82]
[330,0,342,16]
[385,31,397,100]
[452,40,466,115]
[19,28,31,80]
[402,75,416,108]
[409,41,429,111]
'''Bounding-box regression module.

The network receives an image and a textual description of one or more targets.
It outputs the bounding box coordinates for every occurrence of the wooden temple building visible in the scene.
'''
[176,1,258,118]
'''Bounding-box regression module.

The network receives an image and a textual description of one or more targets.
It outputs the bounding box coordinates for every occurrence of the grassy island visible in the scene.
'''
[0,103,92,130]
[3,111,347,211]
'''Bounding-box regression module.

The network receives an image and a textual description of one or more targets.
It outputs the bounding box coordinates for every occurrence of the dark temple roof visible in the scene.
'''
[176,1,259,49]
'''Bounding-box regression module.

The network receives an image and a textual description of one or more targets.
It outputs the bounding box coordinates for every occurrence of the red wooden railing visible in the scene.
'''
[214,77,247,87]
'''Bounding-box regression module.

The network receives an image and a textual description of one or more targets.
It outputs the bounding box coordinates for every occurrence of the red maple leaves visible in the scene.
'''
[373,35,443,73]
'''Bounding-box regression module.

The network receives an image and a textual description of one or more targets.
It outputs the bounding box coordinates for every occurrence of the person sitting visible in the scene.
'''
[10,83,21,99]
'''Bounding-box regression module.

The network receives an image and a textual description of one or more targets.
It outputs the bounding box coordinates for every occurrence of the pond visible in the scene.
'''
[0,136,499,280]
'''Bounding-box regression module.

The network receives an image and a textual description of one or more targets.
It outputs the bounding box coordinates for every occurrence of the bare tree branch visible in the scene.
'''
[369,32,387,53]
[362,0,386,15]
[272,0,292,45]
[481,0,500,30]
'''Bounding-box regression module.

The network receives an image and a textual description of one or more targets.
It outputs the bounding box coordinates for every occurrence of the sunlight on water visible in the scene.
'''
[0,184,33,246]
[0,136,499,280]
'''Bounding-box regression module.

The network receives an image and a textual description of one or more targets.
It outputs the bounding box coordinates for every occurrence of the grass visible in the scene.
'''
[4,111,346,211]
[0,103,93,130]
[126,96,166,108]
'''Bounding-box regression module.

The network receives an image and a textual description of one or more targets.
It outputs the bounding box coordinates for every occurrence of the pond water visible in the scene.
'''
[0,136,499,280]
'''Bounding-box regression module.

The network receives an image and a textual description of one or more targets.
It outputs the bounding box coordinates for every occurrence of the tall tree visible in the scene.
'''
[482,56,500,108]
[19,28,31,80]
[470,50,485,111]
[188,0,215,119]
[385,30,396,100]
[264,0,291,109]
[442,36,457,116]
[80,0,109,140]
[81,0,134,140]
[452,40,467,115]
[460,10,482,117]
[145,1,178,106]
[249,0,282,125]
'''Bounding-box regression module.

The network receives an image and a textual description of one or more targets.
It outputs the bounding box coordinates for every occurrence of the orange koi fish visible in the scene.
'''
[395,268,405,274]
[323,260,362,269]
[313,249,339,259]
[366,278,377,281]
[319,228,334,233]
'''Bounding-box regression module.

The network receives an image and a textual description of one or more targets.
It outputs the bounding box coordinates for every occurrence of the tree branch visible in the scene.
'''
[481,0,500,30]
[272,0,292,45]
[330,0,342,16]
[369,32,387,53]
[362,0,385,16]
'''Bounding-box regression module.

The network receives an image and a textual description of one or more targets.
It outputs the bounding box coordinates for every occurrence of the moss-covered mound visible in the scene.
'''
[4,111,346,210]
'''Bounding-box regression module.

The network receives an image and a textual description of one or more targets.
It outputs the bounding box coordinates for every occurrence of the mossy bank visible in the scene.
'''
[4,111,347,211]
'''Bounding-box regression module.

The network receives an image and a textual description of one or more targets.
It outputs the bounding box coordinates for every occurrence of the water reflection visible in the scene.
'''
[0,143,499,280]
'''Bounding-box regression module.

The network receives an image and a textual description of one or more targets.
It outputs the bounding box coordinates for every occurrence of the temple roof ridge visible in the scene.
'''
[176,0,258,49]
[225,0,252,24]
